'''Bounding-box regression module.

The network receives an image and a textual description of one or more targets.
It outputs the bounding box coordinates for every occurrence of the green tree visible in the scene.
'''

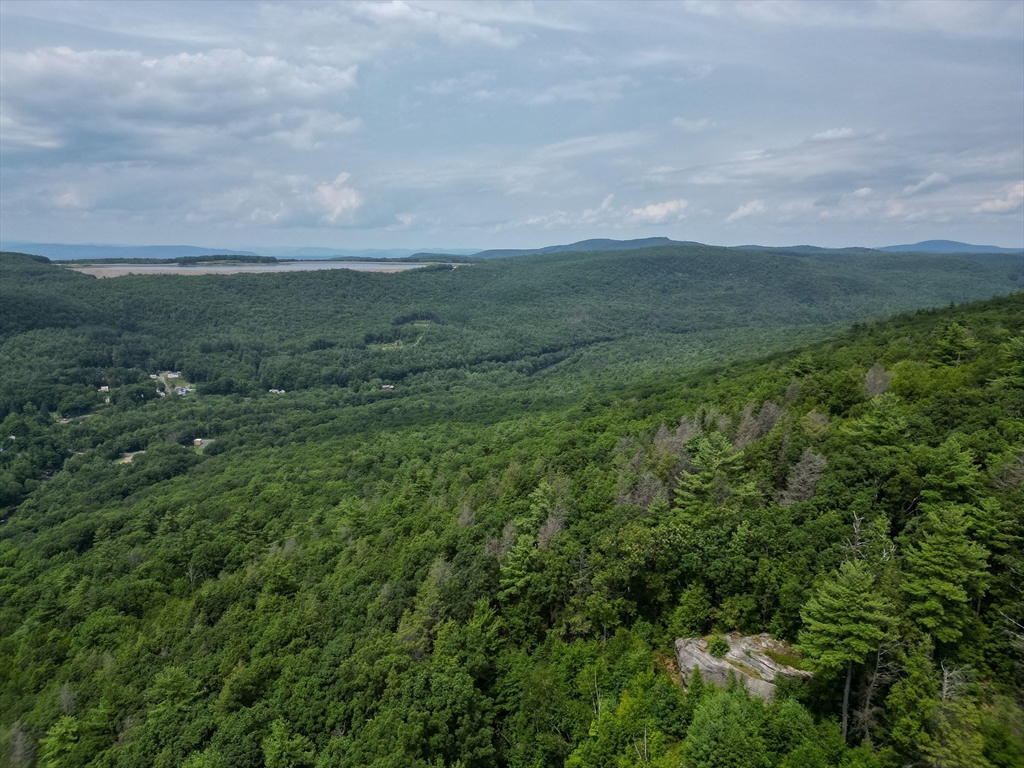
[263,719,316,768]
[901,504,989,644]
[37,716,79,768]
[674,432,755,510]
[924,697,995,768]
[684,686,768,768]
[885,639,938,760]
[668,583,712,639]
[933,322,978,367]
[798,560,896,742]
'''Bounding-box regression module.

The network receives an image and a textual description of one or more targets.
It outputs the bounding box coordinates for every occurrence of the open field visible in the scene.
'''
[66,261,432,277]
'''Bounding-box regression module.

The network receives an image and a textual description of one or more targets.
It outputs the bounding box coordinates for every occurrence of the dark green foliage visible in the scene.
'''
[798,562,896,676]
[0,251,1021,766]
[708,636,730,659]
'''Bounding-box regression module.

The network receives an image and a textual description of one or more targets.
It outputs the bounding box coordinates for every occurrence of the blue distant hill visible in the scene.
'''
[5,237,1021,263]
[467,237,689,259]
[0,242,259,261]
[876,240,1022,254]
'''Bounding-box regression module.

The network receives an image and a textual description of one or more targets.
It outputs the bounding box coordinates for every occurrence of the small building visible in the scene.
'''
[98,385,109,392]
[269,388,286,394]
[382,384,395,390]
[193,438,203,446]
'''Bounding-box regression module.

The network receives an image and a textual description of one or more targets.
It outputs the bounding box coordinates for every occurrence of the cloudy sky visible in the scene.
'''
[1,0,1022,250]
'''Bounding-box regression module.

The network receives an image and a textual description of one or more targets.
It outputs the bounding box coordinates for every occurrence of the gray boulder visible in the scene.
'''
[674,633,813,702]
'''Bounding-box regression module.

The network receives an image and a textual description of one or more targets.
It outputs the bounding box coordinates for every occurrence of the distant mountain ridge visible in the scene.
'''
[0,242,259,261]
[430,237,1023,260]
[875,240,1023,254]
[258,246,480,260]
[467,237,688,259]
[5,237,1021,263]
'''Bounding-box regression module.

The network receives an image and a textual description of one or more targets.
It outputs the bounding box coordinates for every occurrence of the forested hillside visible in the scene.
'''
[2,245,1019,421]
[0,249,1022,767]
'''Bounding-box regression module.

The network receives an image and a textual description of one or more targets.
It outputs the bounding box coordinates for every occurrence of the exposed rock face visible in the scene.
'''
[674,633,813,702]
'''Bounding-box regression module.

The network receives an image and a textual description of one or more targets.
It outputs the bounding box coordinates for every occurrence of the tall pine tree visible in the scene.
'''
[799,560,896,742]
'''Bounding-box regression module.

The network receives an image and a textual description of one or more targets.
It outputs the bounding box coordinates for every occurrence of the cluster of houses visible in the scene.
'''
[269,388,286,394]
[145,371,192,396]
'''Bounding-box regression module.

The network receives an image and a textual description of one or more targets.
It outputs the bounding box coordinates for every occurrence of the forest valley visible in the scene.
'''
[0,249,1022,767]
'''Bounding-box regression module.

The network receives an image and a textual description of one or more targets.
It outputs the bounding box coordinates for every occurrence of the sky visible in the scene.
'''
[1,0,1022,251]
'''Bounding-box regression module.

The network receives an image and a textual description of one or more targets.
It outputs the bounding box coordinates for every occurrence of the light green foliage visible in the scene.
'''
[674,432,755,510]
[181,747,229,768]
[38,716,79,768]
[669,584,713,639]
[901,504,989,643]
[933,322,979,367]
[885,640,938,758]
[263,719,316,768]
[798,561,896,676]
[684,687,768,768]
[923,698,995,768]
[708,635,730,658]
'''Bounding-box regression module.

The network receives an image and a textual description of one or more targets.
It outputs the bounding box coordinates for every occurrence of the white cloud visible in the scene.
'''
[316,173,363,223]
[533,132,644,161]
[417,71,494,96]
[681,0,1024,39]
[629,198,688,223]
[0,46,358,155]
[812,128,855,141]
[725,199,766,222]
[673,117,714,132]
[972,182,1024,214]
[581,194,616,223]
[475,76,632,105]
[350,1,519,47]
[852,187,873,197]
[902,172,950,196]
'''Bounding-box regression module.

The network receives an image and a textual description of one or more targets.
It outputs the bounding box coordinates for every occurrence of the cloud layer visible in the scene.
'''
[0,0,1021,248]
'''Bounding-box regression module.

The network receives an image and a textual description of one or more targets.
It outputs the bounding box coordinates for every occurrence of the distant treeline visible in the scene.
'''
[63,254,280,266]
[323,254,479,264]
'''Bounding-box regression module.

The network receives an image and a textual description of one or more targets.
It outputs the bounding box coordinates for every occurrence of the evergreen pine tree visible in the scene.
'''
[798,560,896,742]
[902,503,989,644]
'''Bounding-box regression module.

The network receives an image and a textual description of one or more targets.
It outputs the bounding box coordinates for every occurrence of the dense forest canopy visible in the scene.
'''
[0,248,1022,767]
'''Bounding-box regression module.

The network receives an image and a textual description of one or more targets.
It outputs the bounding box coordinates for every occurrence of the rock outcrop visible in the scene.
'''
[674,633,813,702]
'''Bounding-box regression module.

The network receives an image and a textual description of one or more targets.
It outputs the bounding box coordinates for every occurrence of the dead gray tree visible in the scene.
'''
[779,449,827,506]
[784,378,801,404]
[59,682,76,714]
[653,424,682,456]
[457,503,476,527]
[676,415,701,443]
[844,513,866,561]
[852,643,899,747]
[7,721,34,767]
[940,661,972,701]
[184,560,204,587]
[734,401,784,449]
[537,512,566,549]
[864,363,892,397]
